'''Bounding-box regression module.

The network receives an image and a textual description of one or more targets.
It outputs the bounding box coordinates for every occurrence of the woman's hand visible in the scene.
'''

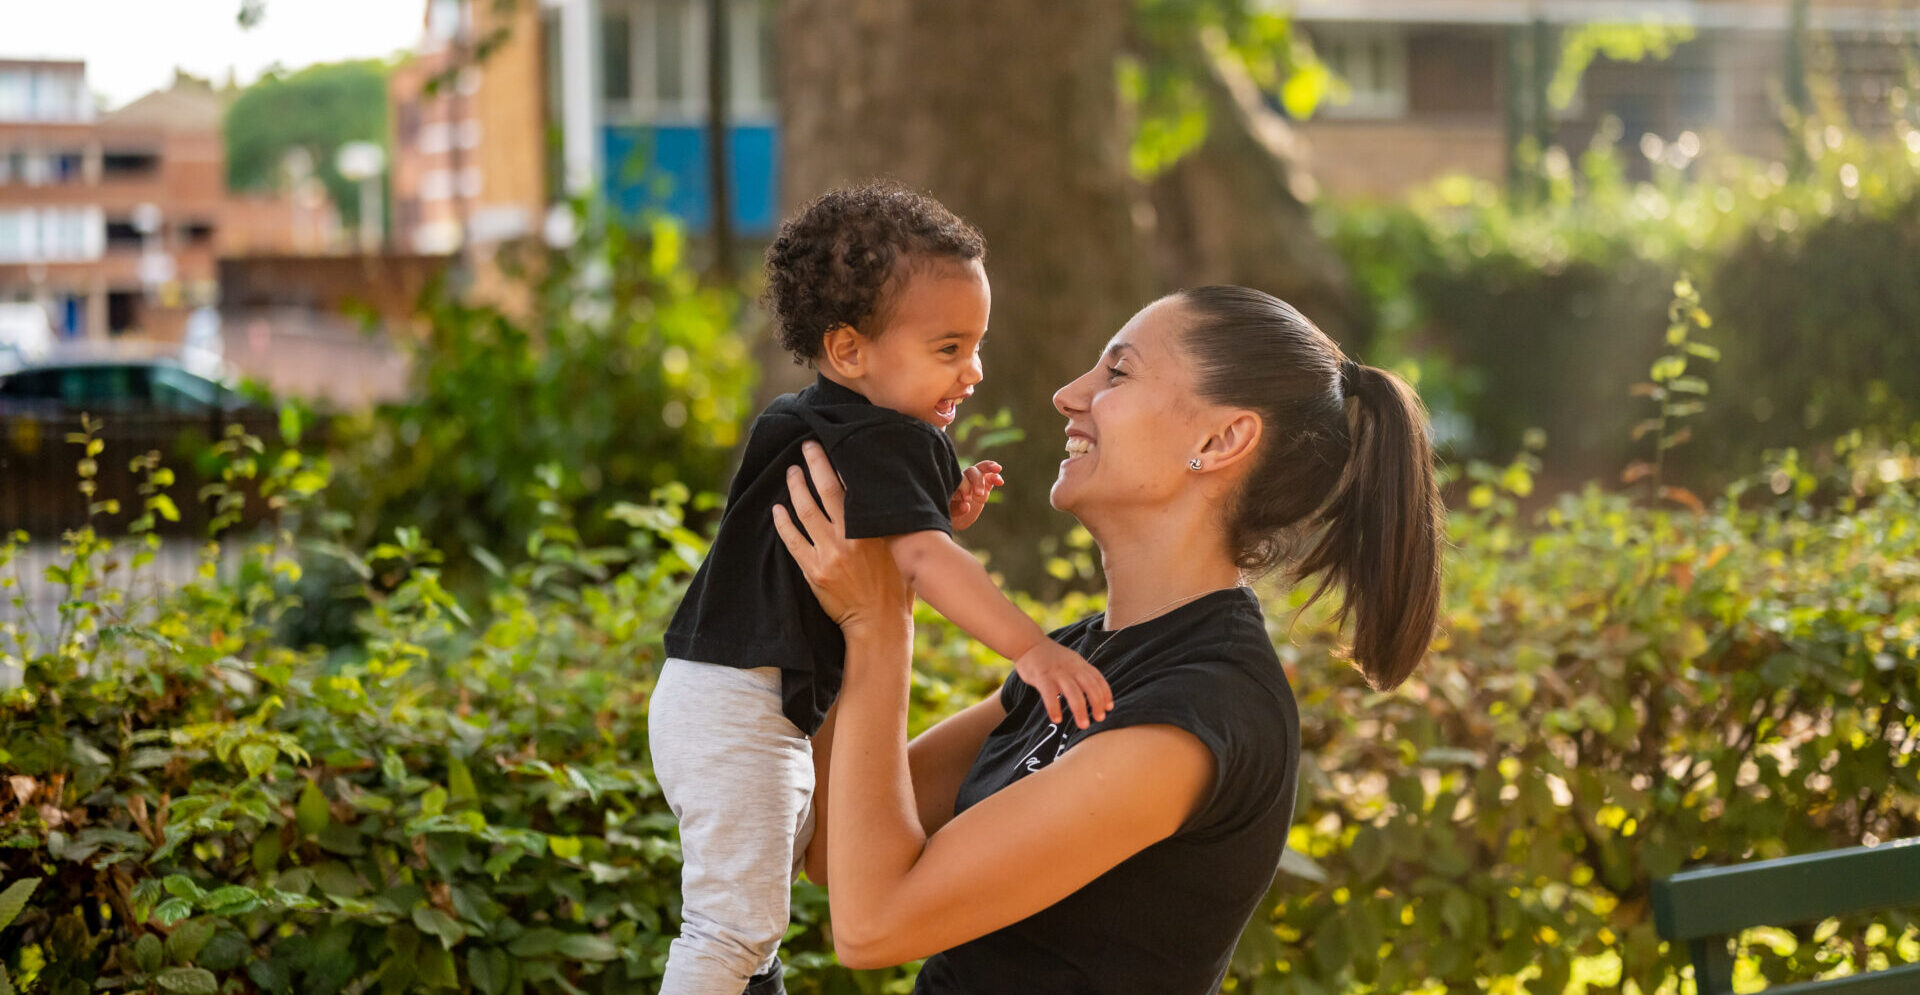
[771,440,914,635]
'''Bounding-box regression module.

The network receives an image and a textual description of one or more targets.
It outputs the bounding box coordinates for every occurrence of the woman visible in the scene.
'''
[772,285,1443,993]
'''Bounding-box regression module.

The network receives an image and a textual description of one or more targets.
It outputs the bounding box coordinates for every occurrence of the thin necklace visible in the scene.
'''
[1110,587,1221,630]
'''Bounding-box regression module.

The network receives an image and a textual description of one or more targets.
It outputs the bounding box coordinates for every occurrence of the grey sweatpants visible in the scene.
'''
[649,658,815,995]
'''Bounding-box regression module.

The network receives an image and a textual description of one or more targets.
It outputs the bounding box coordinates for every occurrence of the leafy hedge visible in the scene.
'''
[3,424,1916,993]
[1328,110,1920,484]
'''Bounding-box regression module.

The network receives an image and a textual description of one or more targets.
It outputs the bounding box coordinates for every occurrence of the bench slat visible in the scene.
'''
[1757,962,1920,995]
[1652,838,1920,942]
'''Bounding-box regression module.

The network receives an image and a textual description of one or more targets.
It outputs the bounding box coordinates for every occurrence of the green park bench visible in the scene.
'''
[1652,837,1920,995]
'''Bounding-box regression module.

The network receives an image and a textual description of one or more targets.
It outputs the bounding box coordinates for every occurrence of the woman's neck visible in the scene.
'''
[1096,524,1243,630]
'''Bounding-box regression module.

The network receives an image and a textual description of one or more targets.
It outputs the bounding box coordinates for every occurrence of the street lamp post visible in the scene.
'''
[336,141,388,254]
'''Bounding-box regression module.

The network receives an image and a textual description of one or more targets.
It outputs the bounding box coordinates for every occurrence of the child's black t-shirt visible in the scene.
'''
[665,375,961,734]
[913,586,1301,995]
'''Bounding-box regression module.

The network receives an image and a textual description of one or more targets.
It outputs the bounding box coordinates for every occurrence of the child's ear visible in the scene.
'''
[820,323,866,379]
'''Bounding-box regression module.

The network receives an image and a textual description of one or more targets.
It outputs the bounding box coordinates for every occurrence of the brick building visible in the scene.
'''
[0,62,322,343]
[388,0,551,257]
[1292,0,1920,198]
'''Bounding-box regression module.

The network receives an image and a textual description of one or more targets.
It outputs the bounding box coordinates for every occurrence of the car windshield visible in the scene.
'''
[0,363,228,410]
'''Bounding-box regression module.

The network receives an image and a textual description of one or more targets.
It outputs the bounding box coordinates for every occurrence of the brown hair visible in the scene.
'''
[1175,285,1443,691]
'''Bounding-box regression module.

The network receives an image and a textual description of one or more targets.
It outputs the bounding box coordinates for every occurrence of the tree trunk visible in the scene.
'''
[1143,34,1354,348]
[776,0,1150,592]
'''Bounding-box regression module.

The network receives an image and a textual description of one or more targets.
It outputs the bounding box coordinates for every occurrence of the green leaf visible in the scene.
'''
[151,897,195,926]
[0,877,39,932]
[135,932,165,973]
[468,947,509,995]
[156,967,219,994]
[413,906,467,949]
[251,831,282,876]
[151,493,182,522]
[238,743,278,779]
[447,754,478,804]
[547,835,582,861]
[162,875,205,901]
[166,917,217,964]
[296,780,330,835]
[556,933,619,962]
[506,927,565,957]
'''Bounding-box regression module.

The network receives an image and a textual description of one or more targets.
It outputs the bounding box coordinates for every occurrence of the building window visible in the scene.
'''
[107,291,140,336]
[604,0,776,124]
[102,150,160,179]
[182,220,216,247]
[0,208,28,261]
[420,168,453,201]
[1312,24,1409,119]
[0,207,103,262]
[419,121,452,155]
[106,218,144,252]
[604,7,634,103]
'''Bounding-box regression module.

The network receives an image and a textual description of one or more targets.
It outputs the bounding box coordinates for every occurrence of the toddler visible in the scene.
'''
[649,181,1112,995]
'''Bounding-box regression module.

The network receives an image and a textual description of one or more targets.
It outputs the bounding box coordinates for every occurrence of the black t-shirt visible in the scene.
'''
[665,375,961,734]
[914,587,1301,995]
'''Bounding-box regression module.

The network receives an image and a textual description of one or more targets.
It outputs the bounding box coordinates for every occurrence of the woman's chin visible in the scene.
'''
[1048,475,1081,515]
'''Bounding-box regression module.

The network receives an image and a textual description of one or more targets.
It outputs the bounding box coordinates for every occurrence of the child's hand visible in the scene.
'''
[948,460,1004,531]
[1013,640,1113,730]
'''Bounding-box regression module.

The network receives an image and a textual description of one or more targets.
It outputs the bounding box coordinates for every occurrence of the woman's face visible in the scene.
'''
[1050,296,1211,519]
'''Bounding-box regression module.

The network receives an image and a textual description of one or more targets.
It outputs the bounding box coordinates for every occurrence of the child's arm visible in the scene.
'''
[888,531,1113,728]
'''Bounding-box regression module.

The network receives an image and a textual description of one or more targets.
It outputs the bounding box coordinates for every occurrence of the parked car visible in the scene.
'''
[0,353,280,536]
[0,354,256,415]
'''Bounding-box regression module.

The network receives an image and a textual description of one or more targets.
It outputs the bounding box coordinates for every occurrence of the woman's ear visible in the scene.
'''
[1199,410,1263,472]
[820,323,866,380]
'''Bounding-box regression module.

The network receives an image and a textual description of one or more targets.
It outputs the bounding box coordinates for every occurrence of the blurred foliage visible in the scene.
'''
[1125,0,1334,178]
[318,208,753,596]
[1549,22,1697,112]
[224,60,390,229]
[1325,93,1920,481]
[5,403,1916,993]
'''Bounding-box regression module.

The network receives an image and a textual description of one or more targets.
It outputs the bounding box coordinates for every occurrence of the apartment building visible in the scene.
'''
[0,62,233,341]
[389,0,551,256]
[1292,0,1920,197]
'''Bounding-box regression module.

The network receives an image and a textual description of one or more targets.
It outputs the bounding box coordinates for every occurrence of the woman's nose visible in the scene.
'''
[1053,372,1087,417]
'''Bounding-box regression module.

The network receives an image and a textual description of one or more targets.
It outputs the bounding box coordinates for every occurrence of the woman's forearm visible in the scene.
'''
[825,614,927,955]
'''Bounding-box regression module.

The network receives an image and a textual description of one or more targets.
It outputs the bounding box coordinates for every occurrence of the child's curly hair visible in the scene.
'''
[764,180,985,364]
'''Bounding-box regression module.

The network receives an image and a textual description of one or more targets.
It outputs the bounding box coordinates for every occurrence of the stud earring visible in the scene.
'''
[1188,458,1203,471]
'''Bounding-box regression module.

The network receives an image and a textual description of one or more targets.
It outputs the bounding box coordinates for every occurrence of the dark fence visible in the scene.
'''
[0,409,289,538]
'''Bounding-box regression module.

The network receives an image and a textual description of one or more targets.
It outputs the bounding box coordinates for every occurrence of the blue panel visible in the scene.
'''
[602,123,780,236]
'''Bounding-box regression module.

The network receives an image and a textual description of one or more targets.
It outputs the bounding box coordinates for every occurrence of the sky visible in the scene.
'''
[5,0,426,110]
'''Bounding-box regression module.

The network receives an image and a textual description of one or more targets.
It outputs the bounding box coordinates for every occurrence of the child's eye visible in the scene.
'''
[940,345,960,355]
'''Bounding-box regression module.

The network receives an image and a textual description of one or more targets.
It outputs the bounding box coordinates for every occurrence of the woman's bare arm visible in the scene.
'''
[906,695,1006,835]
[772,442,1214,969]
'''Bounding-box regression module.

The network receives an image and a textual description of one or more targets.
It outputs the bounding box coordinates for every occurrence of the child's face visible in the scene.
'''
[848,259,990,429]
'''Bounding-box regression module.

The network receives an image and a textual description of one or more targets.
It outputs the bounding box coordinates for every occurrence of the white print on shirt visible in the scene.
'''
[1017,721,1072,773]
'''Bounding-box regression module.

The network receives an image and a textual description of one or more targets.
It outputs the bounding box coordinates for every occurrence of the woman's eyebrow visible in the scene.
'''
[1105,342,1139,362]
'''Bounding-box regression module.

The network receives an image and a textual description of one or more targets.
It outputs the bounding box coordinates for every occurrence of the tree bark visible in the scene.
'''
[776,0,1150,592]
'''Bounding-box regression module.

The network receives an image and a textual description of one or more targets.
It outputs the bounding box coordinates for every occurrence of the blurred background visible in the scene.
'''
[3,0,1917,590]
[3,4,1918,994]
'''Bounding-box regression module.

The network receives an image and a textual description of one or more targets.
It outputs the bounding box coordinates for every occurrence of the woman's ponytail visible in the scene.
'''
[1295,363,1442,690]
[1176,286,1443,691]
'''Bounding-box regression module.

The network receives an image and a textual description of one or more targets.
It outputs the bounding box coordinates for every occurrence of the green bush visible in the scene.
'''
[320,211,754,594]
[4,423,1916,993]
[1327,109,1920,483]
[1233,441,1920,994]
